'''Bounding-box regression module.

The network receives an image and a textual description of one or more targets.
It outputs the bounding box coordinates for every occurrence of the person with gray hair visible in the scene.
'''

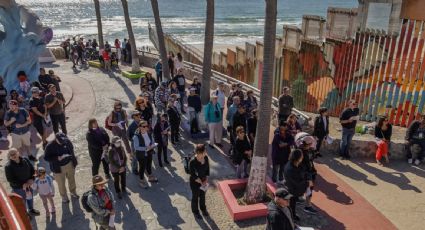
[108,136,127,199]
[204,94,223,148]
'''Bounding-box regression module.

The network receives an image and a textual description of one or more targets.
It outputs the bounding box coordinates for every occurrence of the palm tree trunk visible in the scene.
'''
[151,0,170,80]
[244,0,277,204]
[121,0,140,73]
[94,0,104,49]
[200,0,215,105]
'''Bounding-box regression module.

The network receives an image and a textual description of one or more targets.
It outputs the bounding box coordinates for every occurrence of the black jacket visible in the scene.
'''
[266,201,295,230]
[278,94,294,116]
[375,124,392,140]
[187,95,202,113]
[44,139,78,173]
[86,128,110,154]
[5,157,35,189]
[313,115,329,138]
[405,120,423,141]
[153,121,169,146]
[234,136,252,164]
[284,162,308,197]
[233,112,247,132]
[167,106,181,126]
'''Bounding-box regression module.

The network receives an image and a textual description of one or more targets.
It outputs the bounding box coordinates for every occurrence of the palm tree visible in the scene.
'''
[151,0,170,80]
[200,0,215,105]
[121,0,140,73]
[244,0,277,204]
[93,0,104,49]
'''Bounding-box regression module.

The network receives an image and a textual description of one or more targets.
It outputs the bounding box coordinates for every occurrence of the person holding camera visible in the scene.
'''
[204,94,223,149]
[45,84,67,134]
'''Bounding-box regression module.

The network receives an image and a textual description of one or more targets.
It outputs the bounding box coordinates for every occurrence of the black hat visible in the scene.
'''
[55,132,68,143]
[275,188,292,200]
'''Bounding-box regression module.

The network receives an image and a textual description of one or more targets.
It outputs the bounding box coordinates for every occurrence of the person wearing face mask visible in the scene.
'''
[133,120,158,188]
[107,101,131,154]
[86,118,111,178]
[44,132,79,203]
[108,136,127,199]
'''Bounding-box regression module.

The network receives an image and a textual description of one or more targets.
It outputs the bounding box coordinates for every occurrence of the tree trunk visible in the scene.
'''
[244,0,277,204]
[121,0,140,73]
[151,0,170,81]
[94,0,104,49]
[200,0,215,105]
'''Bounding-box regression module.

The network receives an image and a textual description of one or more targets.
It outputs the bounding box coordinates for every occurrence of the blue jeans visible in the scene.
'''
[12,188,34,211]
[340,128,355,157]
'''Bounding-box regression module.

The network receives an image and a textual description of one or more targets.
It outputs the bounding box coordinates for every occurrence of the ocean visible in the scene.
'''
[16,0,358,47]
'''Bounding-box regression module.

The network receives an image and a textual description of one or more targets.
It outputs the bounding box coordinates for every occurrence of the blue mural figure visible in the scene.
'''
[0,0,52,91]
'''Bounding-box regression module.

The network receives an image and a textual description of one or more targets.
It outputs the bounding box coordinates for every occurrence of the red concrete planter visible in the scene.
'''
[217,178,277,221]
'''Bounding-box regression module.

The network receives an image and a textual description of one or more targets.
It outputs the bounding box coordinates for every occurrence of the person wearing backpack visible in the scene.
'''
[189,144,210,219]
[86,175,116,230]
[107,101,131,154]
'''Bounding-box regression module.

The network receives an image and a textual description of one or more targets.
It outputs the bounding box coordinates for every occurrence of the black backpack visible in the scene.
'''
[183,152,194,174]
[81,190,94,213]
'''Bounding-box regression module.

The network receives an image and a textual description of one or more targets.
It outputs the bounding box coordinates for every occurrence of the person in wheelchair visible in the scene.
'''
[405,114,425,165]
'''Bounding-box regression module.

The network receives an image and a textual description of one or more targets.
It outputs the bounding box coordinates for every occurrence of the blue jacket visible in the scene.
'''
[204,102,222,123]
[127,120,138,141]
[226,104,238,126]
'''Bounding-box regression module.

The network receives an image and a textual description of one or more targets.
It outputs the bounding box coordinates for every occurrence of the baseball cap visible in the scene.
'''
[275,188,292,200]
[31,87,40,93]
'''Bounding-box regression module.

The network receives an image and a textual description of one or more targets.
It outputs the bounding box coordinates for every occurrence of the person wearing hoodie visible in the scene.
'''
[266,188,296,230]
[284,149,309,221]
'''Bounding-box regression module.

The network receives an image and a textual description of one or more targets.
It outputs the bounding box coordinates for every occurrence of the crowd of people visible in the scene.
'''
[2,49,425,229]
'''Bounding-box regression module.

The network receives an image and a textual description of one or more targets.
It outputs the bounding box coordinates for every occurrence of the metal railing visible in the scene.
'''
[0,184,27,230]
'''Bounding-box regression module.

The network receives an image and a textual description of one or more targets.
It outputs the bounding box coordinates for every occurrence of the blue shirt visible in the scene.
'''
[5,108,30,134]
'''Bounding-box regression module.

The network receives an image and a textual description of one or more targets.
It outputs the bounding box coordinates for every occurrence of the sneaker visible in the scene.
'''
[139,180,148,189]
[414,159,421,166]
[46,211,50,217]
[62,198,70,203]
[51,207,56,213]
[194,213,203,219]
[29,209,40,216]
[208,144,215,149]
[28,155,37,162]
[303,206,318,215]
[70,193,79,199]
[408,158,413,164]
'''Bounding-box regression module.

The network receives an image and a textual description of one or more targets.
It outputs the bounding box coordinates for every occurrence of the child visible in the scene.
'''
[32,167,56,216]
[17,71,30,99]
[154,113,170,167]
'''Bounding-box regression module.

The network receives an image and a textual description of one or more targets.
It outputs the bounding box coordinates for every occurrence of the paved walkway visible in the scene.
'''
[0,60,422,230]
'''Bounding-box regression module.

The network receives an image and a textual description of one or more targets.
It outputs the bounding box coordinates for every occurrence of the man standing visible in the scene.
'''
[173,68,187,114]
[339,100,359,159]
[4,100,34,161]
[154,82,170,114]
[278,87,294,123]
[127,110,142,174]
[29,87,48,148]
[155,59,163,84]
[5,149,40,216]
[45,84,67,134]
[44,133,78,203]
[266,188,296,230]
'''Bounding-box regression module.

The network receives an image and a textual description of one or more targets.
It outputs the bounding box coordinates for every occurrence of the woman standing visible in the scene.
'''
[167,99,181,146]
[191,77,202,96]
[204,95,223,148]
[189,144,210,219]
[234,126,252,178]
[153,113,170,167]
[134,97,154,127]
[133,120,158,188]
[108,136,127,199]
[284,149,309,221]
[375,116,392,165]
[86,118,111,178]
[168,52,175,77]
[174,53,184,72]
[313,107,329,156]
[114,39,121,61]
[287,114,302,137]
[107,101,131,154]
[245,90,258,113]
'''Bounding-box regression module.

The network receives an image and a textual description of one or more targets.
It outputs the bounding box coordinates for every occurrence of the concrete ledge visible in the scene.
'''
[121,70,146,79]
[217,178,276,221]
[88,60,102,68]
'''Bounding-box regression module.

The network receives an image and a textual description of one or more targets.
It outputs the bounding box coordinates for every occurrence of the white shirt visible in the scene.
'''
[322,116,327,132]
[175,59,184,71]
[33,176,54,196]
[215,89,226,109]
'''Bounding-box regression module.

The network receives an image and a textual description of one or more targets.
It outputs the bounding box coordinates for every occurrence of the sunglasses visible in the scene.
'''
[140,125,148,128]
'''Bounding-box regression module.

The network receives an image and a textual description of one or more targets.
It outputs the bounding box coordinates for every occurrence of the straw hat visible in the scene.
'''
[92,175,108,185]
